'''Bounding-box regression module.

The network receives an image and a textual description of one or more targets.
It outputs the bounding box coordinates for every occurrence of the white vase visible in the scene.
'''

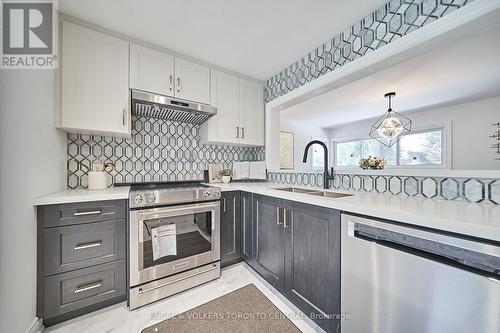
[88,171,109,190]
[222,176,231,183]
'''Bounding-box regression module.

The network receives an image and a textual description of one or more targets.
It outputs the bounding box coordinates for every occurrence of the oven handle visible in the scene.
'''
[138,264,219,295]
[136,202,219,221]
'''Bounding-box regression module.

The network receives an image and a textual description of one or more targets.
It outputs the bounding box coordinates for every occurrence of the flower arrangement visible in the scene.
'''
[359,156,385,170]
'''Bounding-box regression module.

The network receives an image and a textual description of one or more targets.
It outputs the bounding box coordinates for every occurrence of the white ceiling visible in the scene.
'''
[59,0,387,80]
[280,23,500,129]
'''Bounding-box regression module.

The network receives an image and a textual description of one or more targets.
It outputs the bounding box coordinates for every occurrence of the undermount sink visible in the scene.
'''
[274,187,319,194]
[305,191,354,198]
[273,187,354,199]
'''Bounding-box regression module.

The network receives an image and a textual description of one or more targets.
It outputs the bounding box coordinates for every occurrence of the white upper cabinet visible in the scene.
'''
[129,45,210,104]
[239,79,265,146]
[61,21,130,136]
[201,70,240,143]
[174,58,210,104]
[129,43,174,97]
[201,71,264,146]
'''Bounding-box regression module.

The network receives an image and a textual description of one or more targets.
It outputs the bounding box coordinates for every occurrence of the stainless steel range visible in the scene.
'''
[128,182,221,309]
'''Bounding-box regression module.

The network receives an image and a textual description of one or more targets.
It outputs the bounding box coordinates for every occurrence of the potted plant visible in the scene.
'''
[218,169,234,183]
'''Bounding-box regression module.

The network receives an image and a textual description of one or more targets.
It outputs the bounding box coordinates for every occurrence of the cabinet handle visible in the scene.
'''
[177,77,181,92]
[241,127,245,139]
[74,281,102,294]
[74,210,102,216]
[222,198,227,212]
[169,75,173,91]
[75,241,102,250]
[283,209,289,228]
[122,109,126,126]
[236,127,239,139]
[276,207,282,225]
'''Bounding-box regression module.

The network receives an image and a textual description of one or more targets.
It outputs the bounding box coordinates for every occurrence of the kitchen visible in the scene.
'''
[1,0,500,333]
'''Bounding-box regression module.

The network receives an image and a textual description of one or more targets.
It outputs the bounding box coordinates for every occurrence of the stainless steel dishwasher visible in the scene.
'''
[340,214,500,333]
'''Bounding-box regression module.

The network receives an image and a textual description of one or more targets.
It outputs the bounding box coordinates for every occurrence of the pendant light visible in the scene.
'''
[369,92,412,147]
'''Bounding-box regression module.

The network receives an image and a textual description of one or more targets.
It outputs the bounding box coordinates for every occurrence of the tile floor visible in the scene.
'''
[45,263,325,333]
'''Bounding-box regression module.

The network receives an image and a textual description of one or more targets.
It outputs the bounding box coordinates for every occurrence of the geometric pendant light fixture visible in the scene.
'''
[369,92,412,148]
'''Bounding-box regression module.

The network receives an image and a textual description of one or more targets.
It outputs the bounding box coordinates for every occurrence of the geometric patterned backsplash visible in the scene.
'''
[67,116,265,189]
[267,171,500,205]
[264,0,475,102]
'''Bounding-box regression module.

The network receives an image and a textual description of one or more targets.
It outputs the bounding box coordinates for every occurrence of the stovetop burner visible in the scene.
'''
[127,181,221,209]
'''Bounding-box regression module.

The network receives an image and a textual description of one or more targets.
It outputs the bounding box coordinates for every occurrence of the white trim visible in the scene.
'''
[25,317,43,333]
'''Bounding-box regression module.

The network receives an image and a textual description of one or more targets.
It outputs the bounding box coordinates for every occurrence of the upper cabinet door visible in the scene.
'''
[174,58,210,104]
[129,44,175,97]
[239,79,265,146]
[61,21,130,136]
[202,70,240,143]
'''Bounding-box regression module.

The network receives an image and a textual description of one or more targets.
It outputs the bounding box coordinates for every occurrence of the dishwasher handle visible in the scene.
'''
[352,221,500,283]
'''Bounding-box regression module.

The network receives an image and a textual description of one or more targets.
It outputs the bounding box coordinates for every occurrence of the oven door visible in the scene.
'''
[130,201,220,286]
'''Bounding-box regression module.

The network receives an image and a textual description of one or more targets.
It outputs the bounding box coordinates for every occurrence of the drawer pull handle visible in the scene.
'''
[173,261,189,269]
[74,210,102,216]
[74,281,102,293]
[75,241,102,250]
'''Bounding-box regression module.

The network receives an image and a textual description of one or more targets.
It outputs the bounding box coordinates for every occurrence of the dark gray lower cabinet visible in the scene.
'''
[37,200,127,326]
[250,194,341,333]
[252,195,286,290]
[240,192,253,263]
[284,201,341,333]
[220,191,242,267]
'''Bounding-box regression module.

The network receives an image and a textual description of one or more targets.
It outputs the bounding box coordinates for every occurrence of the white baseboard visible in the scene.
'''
[26,317,44,333]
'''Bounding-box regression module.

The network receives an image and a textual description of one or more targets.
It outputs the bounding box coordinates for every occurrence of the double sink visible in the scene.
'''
[273,187,354,199]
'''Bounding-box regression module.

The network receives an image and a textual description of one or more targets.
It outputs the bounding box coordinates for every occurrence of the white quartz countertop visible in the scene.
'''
[213,182,500,243]
[33,186,130,205]
[33,182,500,242]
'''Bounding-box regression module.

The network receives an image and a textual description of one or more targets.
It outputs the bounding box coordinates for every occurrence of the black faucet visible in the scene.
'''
[302,140,334,189]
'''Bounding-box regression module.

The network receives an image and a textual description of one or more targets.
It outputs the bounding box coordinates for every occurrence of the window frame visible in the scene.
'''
[332,124,450,170]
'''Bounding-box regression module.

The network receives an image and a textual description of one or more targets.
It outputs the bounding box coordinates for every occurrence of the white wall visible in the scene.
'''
[280,119,330,171]
[328,96,500,170]
[0,70,66,333]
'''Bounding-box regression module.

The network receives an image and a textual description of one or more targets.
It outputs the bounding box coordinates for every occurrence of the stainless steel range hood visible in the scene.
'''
[131,90,217,125]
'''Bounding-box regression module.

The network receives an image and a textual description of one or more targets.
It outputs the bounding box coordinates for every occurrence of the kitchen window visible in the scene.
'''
[334,127,446,168]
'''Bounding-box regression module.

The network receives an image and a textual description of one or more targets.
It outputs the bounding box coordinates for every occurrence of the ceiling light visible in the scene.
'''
[369,92,411,147]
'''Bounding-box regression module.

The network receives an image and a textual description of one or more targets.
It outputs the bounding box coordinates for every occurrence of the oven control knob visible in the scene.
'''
[203,190,211,197]
[134,195,143,204]
[147,193,156,202]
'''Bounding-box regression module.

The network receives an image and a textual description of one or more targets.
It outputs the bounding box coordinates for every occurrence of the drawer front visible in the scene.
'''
[44,220,126,275]
[41,200,126,227]
[44,260,126,318]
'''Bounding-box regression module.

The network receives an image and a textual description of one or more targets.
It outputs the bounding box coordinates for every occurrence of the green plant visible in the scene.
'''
[218,169,234,177]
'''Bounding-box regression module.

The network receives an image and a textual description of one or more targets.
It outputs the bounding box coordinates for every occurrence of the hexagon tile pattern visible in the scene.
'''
[266,172,499,205]
[67,116,265,189]
[264,0,476,102]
